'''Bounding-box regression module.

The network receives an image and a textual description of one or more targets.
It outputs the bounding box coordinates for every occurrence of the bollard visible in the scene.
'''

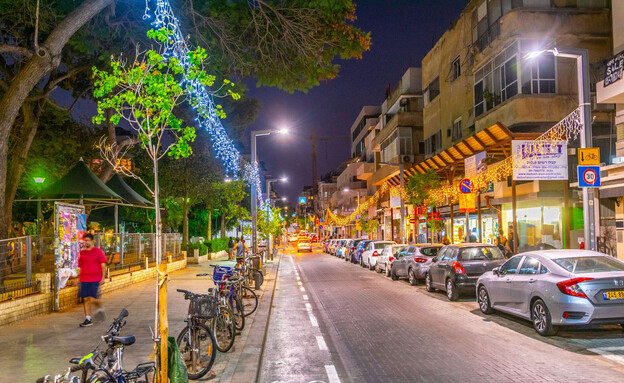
[254,271,261,290]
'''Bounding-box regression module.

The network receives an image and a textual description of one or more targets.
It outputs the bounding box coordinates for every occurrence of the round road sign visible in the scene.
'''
[582,168,598,185]
[459,179,474,194]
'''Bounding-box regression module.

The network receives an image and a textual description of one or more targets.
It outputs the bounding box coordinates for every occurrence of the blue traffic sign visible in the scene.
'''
[459,178,474,194]
[578,165,601,187]
[298,197,307,204]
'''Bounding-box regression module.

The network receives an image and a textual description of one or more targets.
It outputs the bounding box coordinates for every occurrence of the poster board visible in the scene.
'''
[512,140,568,180]
[54,202,86,294]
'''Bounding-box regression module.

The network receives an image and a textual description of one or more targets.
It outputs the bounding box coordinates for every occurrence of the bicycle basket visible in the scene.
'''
[212,265,232,282]
[191,294,218,319]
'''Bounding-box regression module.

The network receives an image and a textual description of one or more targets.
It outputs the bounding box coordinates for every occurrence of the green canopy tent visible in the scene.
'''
[105,173,152,232]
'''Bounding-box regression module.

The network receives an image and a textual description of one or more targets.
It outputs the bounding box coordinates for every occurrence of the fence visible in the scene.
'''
[0,232,182,302]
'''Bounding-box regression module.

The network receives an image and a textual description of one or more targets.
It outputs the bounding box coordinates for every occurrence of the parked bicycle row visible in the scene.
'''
[37,255,264,382]
[323,238,624,337]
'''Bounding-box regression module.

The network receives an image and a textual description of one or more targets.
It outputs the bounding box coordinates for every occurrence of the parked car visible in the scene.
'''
[297,240,312,253]
[310,234,318,243]
[477,250,624,336]
[347,239,365,262]
[361,241,396,270]
[328,239,338,255]
[390,244,443,284]
[425,244,506,301]
[336,239,346,258]
[342,239,354,260]
[339,239,350,258]
[352,240,371,264]
[376,244,405,276]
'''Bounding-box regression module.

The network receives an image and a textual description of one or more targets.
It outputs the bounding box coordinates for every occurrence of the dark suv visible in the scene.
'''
[425,244,506,301]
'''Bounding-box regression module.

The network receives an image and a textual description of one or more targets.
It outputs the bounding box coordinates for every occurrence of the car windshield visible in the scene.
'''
[418,247,440,257]
[459,246,505,261]
[390,246,401,255]
[375,242,394,249]
[554,256,624,274]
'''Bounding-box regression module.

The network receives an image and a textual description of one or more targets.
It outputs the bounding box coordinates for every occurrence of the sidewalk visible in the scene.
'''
[0,252,282,383]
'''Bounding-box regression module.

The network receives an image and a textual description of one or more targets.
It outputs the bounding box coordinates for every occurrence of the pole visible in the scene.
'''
[266,179,271,260]
[477,191,482,243]
[399,164,406,244]
[512,179,518,254]
[114,204,119,234]
[251,132,258,254]
[450,201,454,244]
[37,198,43,262]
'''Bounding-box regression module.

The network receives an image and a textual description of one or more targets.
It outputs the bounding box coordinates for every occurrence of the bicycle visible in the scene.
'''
[204,265,258,317]
[205,266,237,352]
[175,288,218,380]
[200,267,244,332]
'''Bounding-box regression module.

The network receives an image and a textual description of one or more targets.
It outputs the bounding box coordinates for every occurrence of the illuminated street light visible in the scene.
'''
[33,177,46,184]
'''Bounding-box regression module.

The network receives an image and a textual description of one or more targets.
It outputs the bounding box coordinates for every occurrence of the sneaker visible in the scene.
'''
[79,319,93,327]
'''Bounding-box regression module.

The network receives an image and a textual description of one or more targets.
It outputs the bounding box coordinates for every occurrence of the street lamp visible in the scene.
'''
[379,161,406,244]
[265,176,287,260]
[527,47,595,250]
[250,128,288,253]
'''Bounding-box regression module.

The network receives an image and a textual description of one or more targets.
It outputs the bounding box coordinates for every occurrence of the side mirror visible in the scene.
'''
[492,267,500,276]
[432,257,438,263]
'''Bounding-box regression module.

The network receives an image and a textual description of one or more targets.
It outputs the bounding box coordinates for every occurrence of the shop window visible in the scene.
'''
[450,57,461,81]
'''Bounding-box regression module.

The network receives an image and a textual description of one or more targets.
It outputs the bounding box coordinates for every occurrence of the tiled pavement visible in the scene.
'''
[0,253,279,383]
[279,251,624,383]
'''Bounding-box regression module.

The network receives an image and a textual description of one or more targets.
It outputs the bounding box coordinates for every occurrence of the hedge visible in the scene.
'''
[182,237,231,255]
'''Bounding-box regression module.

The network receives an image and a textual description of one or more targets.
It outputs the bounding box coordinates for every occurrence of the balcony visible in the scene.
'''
[356,162,376,180]
[371,112,423,151]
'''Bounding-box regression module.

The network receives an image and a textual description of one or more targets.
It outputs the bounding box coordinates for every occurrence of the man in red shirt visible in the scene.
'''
[78,233,107,327]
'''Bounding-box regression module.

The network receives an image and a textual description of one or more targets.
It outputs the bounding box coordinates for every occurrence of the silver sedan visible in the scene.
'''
[477,250,624,336]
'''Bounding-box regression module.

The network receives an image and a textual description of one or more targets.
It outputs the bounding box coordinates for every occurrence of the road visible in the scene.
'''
[260,250,624,383]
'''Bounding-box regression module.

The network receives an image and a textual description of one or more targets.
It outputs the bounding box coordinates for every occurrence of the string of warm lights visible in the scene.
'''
[145,0,265,204]
[427,107,582,205]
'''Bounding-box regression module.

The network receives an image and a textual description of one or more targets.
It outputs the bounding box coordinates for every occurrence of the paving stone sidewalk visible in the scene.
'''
[0,252,281,383]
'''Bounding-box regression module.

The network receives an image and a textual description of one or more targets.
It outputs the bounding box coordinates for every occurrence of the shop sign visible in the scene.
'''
[390,194,401,208]
[464,151,487,178]
[578,148,600,166]
[459,193,475,213]
[604,50,624,87]
[432,212,441,220]
[485,181,494,193]
[512,140,568,180]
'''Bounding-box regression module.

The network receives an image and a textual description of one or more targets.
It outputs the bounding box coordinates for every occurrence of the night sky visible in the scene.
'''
[244,0,469,205]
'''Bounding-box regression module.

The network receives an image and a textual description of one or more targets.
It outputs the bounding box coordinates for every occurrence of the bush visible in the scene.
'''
[183,238,230,255]
[182,242,209,256]
[209,238,230,252]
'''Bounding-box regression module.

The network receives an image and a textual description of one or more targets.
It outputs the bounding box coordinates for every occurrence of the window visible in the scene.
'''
[425,77,440,104]
[432,131,441,153]
[499,256,523,275]
[554,256,624,274]
[398,127,413,156]
[474,42,518,117]
[441,248,456,261]
[519,257,540,274]
[451,57,461,81]
[459,247,505,261]
[419,247,440,257]
[521,54,555,94]
[452,118,462,141]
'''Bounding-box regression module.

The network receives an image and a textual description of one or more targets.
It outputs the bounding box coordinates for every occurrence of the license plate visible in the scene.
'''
[603,291,624,300]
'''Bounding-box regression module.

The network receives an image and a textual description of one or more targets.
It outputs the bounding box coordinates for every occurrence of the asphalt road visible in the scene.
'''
[260,250,624,383]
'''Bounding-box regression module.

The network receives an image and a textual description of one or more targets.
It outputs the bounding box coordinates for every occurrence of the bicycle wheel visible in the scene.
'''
[211,307,236,352]
[241,286,258,316]
[176,322,217,380]
[254,270,264,286]
[229,295,245,331]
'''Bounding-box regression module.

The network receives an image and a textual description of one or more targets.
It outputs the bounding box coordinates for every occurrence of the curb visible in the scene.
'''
[219,253,283,382]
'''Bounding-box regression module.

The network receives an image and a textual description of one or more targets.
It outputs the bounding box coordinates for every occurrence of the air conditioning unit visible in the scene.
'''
[402,155,415,164]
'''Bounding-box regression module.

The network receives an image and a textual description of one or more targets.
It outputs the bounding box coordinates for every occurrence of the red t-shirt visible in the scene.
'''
[78,247,107,282]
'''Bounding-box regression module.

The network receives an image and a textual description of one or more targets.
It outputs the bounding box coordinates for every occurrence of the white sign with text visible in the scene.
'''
[512,140,568,180]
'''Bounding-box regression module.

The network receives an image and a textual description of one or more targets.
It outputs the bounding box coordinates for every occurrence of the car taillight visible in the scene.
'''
[372,251,378,257]
[351,247,355,251]
[389,256,394,263]
[414,258,427,263]
[556,277,593,298]
[452,261,466,274]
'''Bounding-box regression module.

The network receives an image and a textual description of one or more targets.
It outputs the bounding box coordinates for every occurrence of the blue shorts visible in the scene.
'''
[79,281,100,299]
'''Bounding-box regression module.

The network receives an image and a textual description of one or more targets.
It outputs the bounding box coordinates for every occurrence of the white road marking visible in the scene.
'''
[309,314,318,327]
[297,281,302,286]
[303,295,309,300]
[316,335,328,351]
[300,287,305,292]
[325,365,341,383]
[588,346,624,366]
[305,303,312,312]
[296,276,301,281]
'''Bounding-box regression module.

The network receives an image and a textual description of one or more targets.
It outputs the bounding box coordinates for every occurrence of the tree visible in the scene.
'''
[359,213,379,239]
[257,206,284,240]
[214,180,248,238]
[406,169,441,243]
[91,28,239,379]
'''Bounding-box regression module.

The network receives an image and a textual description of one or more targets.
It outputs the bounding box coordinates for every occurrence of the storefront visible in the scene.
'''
[501,198,564,252]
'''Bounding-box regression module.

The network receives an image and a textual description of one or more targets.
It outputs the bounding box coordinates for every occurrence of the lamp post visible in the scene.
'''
[250,128,288,254]
[33,177,45,262]
[379,162,406,244]
[527,47,595,250]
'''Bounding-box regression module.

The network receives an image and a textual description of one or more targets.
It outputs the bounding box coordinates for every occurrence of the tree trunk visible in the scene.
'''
[206,208,212,240]
[220,212,226,238]
[182,202,189,246]
[0,0,115,239]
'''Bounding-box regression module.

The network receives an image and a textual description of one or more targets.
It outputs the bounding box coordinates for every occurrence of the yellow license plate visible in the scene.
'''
[603,291,624,300]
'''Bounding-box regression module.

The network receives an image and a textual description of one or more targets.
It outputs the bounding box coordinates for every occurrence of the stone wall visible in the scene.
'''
[0,258,187,326]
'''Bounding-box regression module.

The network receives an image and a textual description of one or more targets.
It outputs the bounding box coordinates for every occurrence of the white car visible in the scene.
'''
[361,241,396,270]
[297,241,312,253]
[376,244,406,276]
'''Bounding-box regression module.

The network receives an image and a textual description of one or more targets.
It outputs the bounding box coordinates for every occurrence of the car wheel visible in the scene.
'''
[385,265,392,277]
[446,278,459,301]
[361,257,366,268]
[408,269,418,286]
[478,285,493,314]
[391,265,399,281]
[531,299,558,336]
[369,262,375,271]
[425,273,435,292]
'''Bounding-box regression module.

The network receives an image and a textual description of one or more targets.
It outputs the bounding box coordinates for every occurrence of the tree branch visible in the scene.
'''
[0,45,33,58]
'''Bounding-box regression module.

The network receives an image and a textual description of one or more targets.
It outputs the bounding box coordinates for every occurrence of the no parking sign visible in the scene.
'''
[577,165,601,187]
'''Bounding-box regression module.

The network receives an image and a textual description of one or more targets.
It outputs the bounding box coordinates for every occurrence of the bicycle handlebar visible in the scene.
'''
[196,273,209,277]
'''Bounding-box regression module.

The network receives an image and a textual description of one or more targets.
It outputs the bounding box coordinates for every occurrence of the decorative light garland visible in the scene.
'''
[144,0,265,204]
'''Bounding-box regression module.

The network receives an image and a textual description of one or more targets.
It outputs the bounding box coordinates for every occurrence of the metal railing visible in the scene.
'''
[0,232,182,302]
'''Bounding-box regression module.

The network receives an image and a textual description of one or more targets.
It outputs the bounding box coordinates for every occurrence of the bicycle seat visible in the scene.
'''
[69,357,81,364]
[110,335,136,346]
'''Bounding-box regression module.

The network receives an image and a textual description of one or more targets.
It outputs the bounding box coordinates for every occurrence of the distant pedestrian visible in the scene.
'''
[442,234,451,245]
[235,236,248,268]
[78,233,107,327]
[227,237,235,261]
[469,229,477,243]
[497,230,511,258]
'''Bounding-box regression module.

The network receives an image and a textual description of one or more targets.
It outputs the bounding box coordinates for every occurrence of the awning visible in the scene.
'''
[387,123,538,185]
[39,158,121,200]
